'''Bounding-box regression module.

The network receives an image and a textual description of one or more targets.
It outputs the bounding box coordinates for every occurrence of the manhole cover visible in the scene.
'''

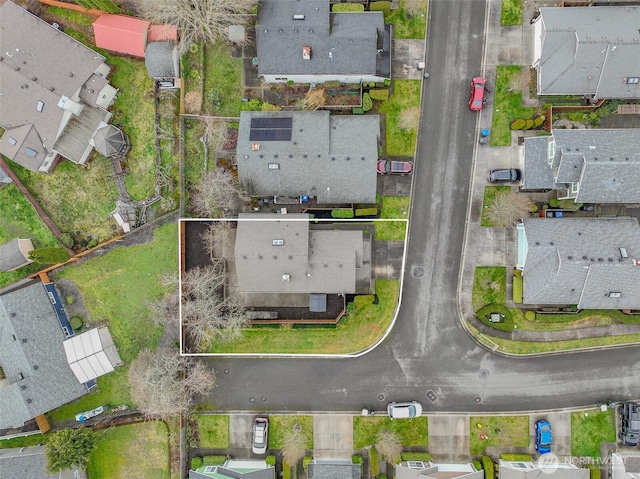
[377,394,385,401]
[261,397,267,402]
[474,396,482,403]
[478,369,489,380]
[424,390,438,403]
[224,369,230,374]
[250,397,255,403]
[413,267,425,278]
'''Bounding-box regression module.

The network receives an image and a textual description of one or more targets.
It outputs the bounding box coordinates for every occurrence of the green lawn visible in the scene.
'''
[87,422,169,479]
[571,409,616,458]
[0,432,49,449]
[353,416,428,449]
[268,415,314,450]
[53,223,177,362]
[377,197,410,240]
[196,415,230,449]
[209,280,399,354]
[379,81,421,156]
[203,43,244,117]
[375,219,408,242]
[0,183,60,288]
[491,66,535,146]
[380,196,410,219]
[386,0,427,39]
[500,0,523,26]
[472,267,507,312]
[470,416,529,456]
[467,323,640,355]
[481,186,511,227]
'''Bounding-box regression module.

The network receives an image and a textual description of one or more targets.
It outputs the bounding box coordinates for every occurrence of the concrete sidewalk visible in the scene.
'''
[457,0,640,346]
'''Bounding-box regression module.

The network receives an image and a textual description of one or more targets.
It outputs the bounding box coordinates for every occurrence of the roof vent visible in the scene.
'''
[282,274,291,281]
[620,247,628,258]
[302,46,311,60]
[26,399,32,404]
[273,239,284,246]
[608,292,621,298]
[31,76,37,81]
[22,338,27,343]
[633,259,640,266]
[18,373,24,380]
[33,365,38,370]
[21,385,27,390]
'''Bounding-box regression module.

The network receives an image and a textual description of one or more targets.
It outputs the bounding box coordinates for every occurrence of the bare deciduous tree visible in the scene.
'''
[281,427,308,466]
[376,429,402,465]
[181,264,251,352]
[200,221,232,259]
[132,0,257,54]
[484,190,533,227]
[128,348,216,420]
[184,91,202,114]
[200,117,229,148]
[398,106,420,131]
[508,67,531,93]
[190,169,241,218]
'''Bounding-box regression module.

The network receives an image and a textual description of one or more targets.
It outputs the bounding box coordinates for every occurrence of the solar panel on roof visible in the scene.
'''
[249,116,293,141]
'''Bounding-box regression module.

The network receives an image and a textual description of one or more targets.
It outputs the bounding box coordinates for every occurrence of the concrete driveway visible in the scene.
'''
[428,416,470,462]
[530,412,572,457]
[313,415,353,459]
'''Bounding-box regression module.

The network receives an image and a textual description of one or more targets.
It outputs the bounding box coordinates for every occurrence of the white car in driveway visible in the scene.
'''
[252,417,269,454]
[387,401,423,419]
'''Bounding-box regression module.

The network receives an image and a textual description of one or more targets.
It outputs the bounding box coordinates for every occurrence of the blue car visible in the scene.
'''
[535,420,552,454]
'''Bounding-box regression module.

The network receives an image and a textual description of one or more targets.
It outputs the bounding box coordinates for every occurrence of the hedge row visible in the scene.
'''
[203,455,226,466]
[191,457,203,469]
[500,453,533,461]
[511,115,546,130]
[512,275,523,303]
[369,89,390,101]
[352,454,363,464]
[332,2,365,11]
[283,463,292,479]
[370,1,391,15]
[401,452,432,461]
[332,209,355,218]
[356,207,378,217]
[370,447,380,477]
[303,456,312,471]
[266,455,276,466]
[482,456,495,479]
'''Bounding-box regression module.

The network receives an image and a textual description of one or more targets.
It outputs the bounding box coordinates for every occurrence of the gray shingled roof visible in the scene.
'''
[0,1,112,172]
[256,0,387,77]
[308,463,361,479]
[0,279,87,429]
[535,6,640,99]
[0,239,33,272]
[236,111,379,204]
[500,464,588,479]
[145,41,179,79]
[234,214,363,294]
[522,136,555,190]
[0,446,84,479]
[521,217,640,308]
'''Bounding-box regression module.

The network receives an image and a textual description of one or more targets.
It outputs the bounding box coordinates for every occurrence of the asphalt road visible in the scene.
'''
[204,0,640,413]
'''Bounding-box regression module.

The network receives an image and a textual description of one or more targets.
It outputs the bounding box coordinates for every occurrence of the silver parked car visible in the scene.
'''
[387,401,423,419]
[252,417,269,454]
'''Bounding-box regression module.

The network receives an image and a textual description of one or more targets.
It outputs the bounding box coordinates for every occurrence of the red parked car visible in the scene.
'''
[377,159,413,175]
[469,77,486,111]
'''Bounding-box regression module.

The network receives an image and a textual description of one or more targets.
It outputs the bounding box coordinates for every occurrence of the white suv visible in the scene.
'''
[387,401,423,419]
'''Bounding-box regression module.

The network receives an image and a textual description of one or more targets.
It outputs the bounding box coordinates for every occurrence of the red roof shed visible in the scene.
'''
[148,24,178,43]
[93,14,151,58]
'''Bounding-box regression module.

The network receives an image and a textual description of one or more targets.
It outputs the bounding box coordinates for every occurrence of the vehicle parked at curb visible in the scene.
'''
[252,417,269,454]
[377,159,413,175]
[535,419,552,454]
[488,168,522,183]
[469,77,486,111]
[387,401,423,419]
[620,402,640,446]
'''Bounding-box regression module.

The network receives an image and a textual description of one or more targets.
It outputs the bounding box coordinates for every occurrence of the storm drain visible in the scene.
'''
[424,390,438,403]
[413,267,425,278]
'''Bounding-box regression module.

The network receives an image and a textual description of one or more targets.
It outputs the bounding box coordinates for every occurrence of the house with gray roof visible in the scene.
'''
[532,6,640,99]
[396,460,483,479]
[237,111,380,204]
[0,445,85,479]
[521,129,640,203]
[256,0,391,84]
[0,0,120,173]
[0,238,34,272]
[233,214,372,308]
[307,460,361,479]
[516,217,640,309]
[499,459,589,479]
[0,278,88,429]
[190,459,275,479]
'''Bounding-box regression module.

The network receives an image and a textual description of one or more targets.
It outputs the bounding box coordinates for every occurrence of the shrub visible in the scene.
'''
[332,2,364,11]
[383,78,391,86]
[524,119,535,129]
[530,203,539,212]
[356,207,378,217]
[59,232,74,248]
[524,310,535,321]
[203,455,226,466]
[303,456,312,471]
[346,302,355,312]
[378,476,388,479]
[191,457,203,469]
[241,98,264,111]
[352,107,364,115]
[287,80,295,86]
[283,463,292,479]
[549,198,559,208]
[590,466,601,479]
[70,316,84,331]
[369,89,390,101]
[533,115,546,128]
[511,118,526,130]
[266,455,276,466]
[352,454,363,464]
[28,247,70,265]
[362,92,373,112]
[261,102,281,111]
[370,1,391,15]
[87,239,98,249]
[472,459,482,471]
[401,452,432,461]
[482,456,494,479]
[513,268,522,278]
[66,296,74,305]
[332,209,354,218]
[500,454,533,461]
[369,447,379,477]
[512,275,523,303]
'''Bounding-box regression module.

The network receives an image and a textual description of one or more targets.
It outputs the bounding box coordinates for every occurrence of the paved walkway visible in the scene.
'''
[457,0,640,346]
